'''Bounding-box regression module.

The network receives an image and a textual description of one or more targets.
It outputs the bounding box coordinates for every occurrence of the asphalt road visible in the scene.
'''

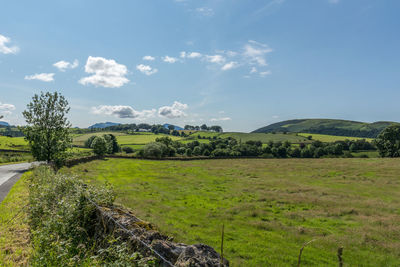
[0,162,39,203]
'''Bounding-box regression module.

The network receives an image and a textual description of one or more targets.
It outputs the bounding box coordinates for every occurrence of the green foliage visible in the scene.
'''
[89,134,120,156]
[143,142,168,158]
[91,136,108,156]
[22,92,72,165]
[375,125,400,157]
[84,135,96,148]
[28,166,153,266]
[122,146,134,154]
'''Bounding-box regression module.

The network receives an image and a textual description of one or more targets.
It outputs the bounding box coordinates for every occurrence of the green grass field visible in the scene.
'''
[62,158,400,266]
[220,132,308,143]
[0,136,29,151]
[73,132,183,148]
[0,172,31,266]
[298,133,374,142]
[0,151,33,165]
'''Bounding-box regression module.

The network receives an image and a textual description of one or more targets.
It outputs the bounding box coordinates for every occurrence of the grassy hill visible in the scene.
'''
[252,119,397,138]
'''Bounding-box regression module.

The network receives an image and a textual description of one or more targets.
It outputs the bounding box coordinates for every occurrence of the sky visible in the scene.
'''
[0,0,399,132]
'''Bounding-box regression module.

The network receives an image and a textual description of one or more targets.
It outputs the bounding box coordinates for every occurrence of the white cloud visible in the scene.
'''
[53,59,79,71]
[24,73,55,82]
[91,105,156,120]
[0,34,19,54]
[163,55,178,63]
[260,70,272,77]
[250,67,257,73]
[210,117,231,122]
[243,40,273,66]
[221,61,239,71]
[143,55,155,61]
[195,7,214,16]
[205,54,225,64]
[187,52,202,58]
[158,101,188,119]
[0,102,16,114]
[180,51,202,59]
[79,56,129,88]
[136,64,158,76]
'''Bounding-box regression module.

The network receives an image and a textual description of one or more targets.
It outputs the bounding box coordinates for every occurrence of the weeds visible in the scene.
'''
[28,166,155,266]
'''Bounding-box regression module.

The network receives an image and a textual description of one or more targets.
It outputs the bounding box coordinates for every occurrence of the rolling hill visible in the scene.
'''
[252,119,398,138]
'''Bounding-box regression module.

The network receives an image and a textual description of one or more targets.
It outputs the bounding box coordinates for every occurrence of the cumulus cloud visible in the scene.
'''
[91,105,156,120]
[250,67,257,73]
[205,54,225,64]
[136,64,158,76]
[243,40,273,66]
[187,52,202,58]
[180,51,202,59]
[163,56,178,63]
[210,117,231,122]
[158,101,188,119]
[0,102,16,116]
[0,34,19,54]
[79,56,129,88]
[143,55,155,61]
[260,70,272,77]
[195,7,214,16]
[221,61,239,71]
[53,59,79,71]
[24,73,55,82]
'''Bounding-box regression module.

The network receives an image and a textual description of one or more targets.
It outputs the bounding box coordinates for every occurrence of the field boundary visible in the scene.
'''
[0,149,30,153]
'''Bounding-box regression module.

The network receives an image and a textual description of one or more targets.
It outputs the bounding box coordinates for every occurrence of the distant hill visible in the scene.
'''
[252,119,398,138]
[89,122,121,129]
[163,124,183,131]
[0,121,10,127]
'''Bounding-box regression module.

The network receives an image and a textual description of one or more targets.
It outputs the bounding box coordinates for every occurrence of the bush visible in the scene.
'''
[143,142,168,158]
[193,146,202,156]
[91,136,108,156]
[185,148,192,157]
[84,135,96,148]
[375,125,400,157]
[202,149,211,156]
[28,166,154,266]
[122,146,134,154]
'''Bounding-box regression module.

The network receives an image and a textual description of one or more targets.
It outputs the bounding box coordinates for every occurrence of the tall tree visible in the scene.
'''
[375,125,400,157]
[22,92,72,165]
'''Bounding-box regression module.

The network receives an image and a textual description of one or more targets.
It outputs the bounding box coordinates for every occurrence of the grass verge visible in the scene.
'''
[0,172,31,266]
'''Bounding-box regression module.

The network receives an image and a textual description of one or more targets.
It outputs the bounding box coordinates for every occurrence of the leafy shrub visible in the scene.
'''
[84,135,96,148]
[193,146,202,156]
[91,136,108,156]
[122,146,134,154]
[375,125,400,157]
[185,148,192,157]
[28,166,154,266]
[143,142,168,158]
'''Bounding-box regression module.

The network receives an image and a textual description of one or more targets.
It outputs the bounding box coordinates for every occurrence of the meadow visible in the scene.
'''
[297,133,374,143]
[62,158,400,266]
[0,136,29,151]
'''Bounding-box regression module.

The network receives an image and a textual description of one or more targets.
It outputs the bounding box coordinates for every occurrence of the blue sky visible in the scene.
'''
[1,0,399,132]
